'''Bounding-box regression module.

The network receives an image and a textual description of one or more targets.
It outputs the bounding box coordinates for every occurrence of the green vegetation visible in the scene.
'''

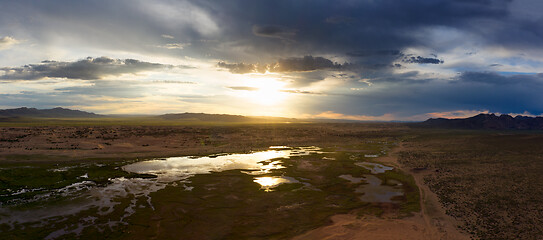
[0,139,419,239]
[122,143,419,239]
[6,123,542,239]
[0,161,154,205]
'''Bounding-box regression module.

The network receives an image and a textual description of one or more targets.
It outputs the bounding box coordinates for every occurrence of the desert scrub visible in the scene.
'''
[401,130,543,239]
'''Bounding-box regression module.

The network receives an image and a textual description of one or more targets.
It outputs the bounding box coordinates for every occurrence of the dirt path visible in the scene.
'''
[292,142,470,240]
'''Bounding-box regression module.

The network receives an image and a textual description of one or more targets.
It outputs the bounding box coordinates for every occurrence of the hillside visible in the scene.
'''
[0,107,102,118]
[420,113,543,130]
[159,112,297,123]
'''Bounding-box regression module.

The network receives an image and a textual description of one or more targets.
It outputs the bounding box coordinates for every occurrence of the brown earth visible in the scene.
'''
[0,123,408,162]
[10,124,537,239]
[292,142,469,240]
[398,132,543,239]
[0,124,470,239]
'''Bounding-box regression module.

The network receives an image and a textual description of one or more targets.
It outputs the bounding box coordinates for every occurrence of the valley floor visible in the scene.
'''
[1,123,542,239]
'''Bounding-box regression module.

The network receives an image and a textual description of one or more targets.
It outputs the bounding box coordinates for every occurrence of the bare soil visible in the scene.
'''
[2,124,542,239]
[0,123,408,162]
[292,141,469,240]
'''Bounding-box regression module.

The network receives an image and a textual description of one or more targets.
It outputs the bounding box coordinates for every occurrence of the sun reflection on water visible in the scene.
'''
[253,176,295,192]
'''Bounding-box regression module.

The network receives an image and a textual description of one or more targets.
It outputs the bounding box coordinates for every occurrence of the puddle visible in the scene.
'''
[339,174,364,183]
[269,146,292,150]
[355,175,403,202]
[355,162,394,174]
[253,176,299,192]
[342,162,403,202]
[122,150,292,181]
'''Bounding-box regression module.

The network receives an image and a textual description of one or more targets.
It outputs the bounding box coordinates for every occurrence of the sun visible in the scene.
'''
[241,77,288,106]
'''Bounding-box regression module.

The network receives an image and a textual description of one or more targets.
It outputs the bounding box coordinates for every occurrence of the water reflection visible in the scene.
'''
[356,175,403,203]
[1,145,407,239]
[123,147,322,181]
[345,162,403,203]
[355,162,394,174]
[2,146,324,237]
[253,176,299,192]
[339,174,364,183]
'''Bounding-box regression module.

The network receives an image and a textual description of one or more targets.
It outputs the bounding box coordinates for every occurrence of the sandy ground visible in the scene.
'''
[292,142,470,240]
[293,214,439,240]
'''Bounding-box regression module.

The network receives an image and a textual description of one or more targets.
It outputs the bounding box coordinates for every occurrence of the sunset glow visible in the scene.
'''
[0,0,542,120]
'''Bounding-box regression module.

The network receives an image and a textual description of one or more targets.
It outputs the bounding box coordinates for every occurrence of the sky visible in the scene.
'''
[1,0,543,121]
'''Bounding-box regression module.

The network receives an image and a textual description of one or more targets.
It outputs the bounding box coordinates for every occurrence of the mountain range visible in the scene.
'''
[0,107,297,123]
[3,108,541,129]
[0,107,102,118]
[420,113,543,130]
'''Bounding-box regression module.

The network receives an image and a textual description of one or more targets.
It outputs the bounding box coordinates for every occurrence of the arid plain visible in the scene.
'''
[1,122,542,239]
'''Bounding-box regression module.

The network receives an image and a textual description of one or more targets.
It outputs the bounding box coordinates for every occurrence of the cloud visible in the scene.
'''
[55,81,146,98]
[280,89,323,95]
[423,110,490,119]
[157,43,191,49]
[217,62,259,74]
[458,71,543,85]
[314,72,543,119]
[0,36,19,50]
[0,57,172,80]
[0,90,121,109]
[252,25,296,40]
[325,16,355,24]
[402,56,444,64]
[347,50,402,57]
[1,0,542,119]
[218,56,349,74]
[151,80,196,84]
[227,86,259,91]
[348,50,443,66]
[309,111,396,121]
[274,56,347,72]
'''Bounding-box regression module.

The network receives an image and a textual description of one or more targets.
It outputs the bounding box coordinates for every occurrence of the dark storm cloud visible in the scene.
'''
[218,56,348,74]
[0,57,172,80]
[348,50,443,65]
[1,0,542,119]
[347,50,402,57]
[458,71,543,85]
[274,56,347,72]
[321,72,543,118]
[3,0,538,61]
[402,56,444,64]
[2,0,535,64]
[187,0,522,61]
[252,25,296,40]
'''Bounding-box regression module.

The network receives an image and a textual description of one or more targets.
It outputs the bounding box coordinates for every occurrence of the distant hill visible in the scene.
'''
[159,112,298,123]
[159,113,251,122]
[0,107,384,124]
[420,113,543,130]
[0,107,102,118]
